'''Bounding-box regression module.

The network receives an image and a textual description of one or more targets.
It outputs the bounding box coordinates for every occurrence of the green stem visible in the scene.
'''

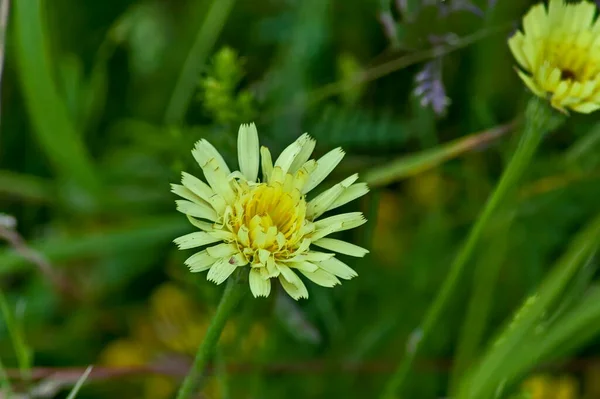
[175,276,243,399]
[163,0,237,125]
[449,212,513,393]
[379,98,562,399]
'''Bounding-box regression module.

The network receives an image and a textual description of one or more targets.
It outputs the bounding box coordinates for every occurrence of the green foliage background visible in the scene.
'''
[1,0,600,397]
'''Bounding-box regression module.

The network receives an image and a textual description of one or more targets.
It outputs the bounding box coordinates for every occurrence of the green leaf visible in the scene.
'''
[13,0,102,203]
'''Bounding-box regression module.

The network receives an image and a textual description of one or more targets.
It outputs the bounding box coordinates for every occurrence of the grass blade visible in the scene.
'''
[13,0,101,201]
[457,213,600,399]
[163,0,237,125]
[65,365,93,399]
[363,122,514,187]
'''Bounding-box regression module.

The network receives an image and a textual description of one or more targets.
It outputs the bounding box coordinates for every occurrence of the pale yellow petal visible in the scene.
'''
[202,158,236,204]
[277,269,308,300]
[205,243,238,259]
[570,101,600,113]
[516,70,545,98]
[173,232,222,249]
[314,212,366,231]
[318,257,358,280]
[260,146,274,183]
[307,174,358,219]
[237,123,260,182]
[274,133,312,174]
[302,147,345,194]
[249,268,271,298]
[329,182,369,211]
[313,238,369,257]
[508,32,531,71]
[175,200,218,221]
[181,172,214,202]
[288,134,316,174]
[192,139,231,175]
[288,261,318,273]
[207,258,237,285]
[185,250,217,272]
[186,216,214,231]
[299,269,340,287]
[522,3,548,38]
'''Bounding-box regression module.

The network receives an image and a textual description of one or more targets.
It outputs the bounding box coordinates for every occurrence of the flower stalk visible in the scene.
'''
[175,274,244,399]
[379,97,564,399]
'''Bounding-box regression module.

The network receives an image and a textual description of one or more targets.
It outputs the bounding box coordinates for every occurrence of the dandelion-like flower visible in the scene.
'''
[508,0,600,113]
[172,123,369,300]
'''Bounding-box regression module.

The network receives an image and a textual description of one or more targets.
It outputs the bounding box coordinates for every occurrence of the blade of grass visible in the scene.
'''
[0,357,13,396]
[0,291,31,379]
[13,0,101,201]
[363,122,515,188]
[163,0,237,125]
[0,216,188,275]
[380,99,562,399]
[450,212,513,392]
[457,213,600,399]
[65,365,93,399]
[0,170,53,203]
[0,0,10,120]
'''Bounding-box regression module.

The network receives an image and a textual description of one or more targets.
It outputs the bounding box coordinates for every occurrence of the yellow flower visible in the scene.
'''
[522,374,579,399]
[172,123,369,299]
[508,0,600,113]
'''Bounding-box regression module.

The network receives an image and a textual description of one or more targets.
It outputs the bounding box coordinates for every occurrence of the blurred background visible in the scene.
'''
[2,0,600,397]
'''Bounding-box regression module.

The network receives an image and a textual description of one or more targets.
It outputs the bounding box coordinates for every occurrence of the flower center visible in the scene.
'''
[560,68,576,81]
[225,177,309,262]
[545,36,600,83]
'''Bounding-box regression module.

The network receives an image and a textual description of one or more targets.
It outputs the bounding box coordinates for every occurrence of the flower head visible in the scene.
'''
[508,0,600,113]
[172,123,369,300]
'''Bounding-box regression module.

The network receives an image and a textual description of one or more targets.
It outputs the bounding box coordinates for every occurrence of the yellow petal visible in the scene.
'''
[312,238,369,257]
[298,268,340,287]
[185,251,217,272]
[175,200,218,221]
[249,268,271,298]
[288,134,316,174]
[303,147,345,194]
[307,174,358,219]
[317,257,358,280]
[174,232,222,249]
[237,123,260,182]
[181,172,214,202]
[207,258,237,285]
[192,139,231,175]
[275,133,312,174]
[277,268,308,300]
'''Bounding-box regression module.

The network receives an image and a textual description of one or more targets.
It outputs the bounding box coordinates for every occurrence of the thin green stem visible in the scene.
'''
[175,276,244,399]
[449,213,513,393]
[164,0,237,125]
[379,98,563,399]
[457,213,600,399]
[0,291,31,379]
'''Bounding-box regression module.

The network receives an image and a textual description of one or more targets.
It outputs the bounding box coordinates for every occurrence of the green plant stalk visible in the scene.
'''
[0,291,31,379]
[66,365,93,399]
[507,279,600,380]
[164,0,237,125]
[379,98,562,399]
[175,276,244,399]
[0,356,13,396]
[363,122,515,188]
[457,213,600,399]
[13,0,101,201]
[450,213,513,392]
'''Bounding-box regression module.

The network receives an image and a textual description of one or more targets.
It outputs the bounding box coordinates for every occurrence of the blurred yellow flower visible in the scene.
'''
[100,283,266,399]
[522,374,579,399]
[172,123,369,299]
[508,0,600,113]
